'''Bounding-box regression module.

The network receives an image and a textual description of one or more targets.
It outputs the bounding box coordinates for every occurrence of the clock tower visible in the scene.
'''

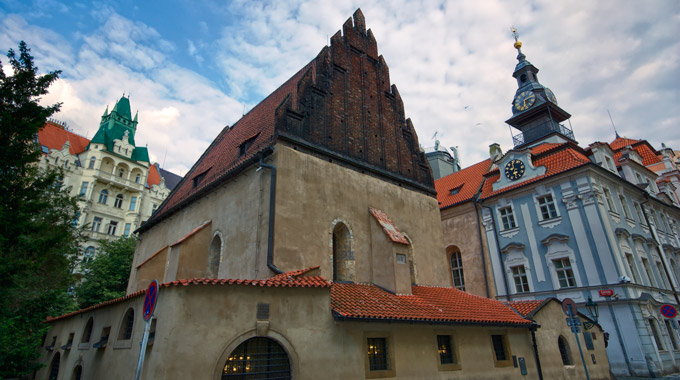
[506,29,575,148]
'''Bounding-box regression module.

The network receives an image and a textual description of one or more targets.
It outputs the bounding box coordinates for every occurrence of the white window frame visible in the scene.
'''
[107,221,118,236]
[619,194,632,219]
[544,236,583,289]
[496,202,519,236]
[602,187,616,213]
[502,244,533,295]
[511,265,531,293]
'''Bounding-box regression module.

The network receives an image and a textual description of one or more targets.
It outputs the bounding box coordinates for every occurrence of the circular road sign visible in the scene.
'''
[143,280,159,321]
[562,298,577,316]
[661,304,677,319]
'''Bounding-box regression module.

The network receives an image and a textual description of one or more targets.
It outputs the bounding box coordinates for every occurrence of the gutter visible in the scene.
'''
[331,311,533,328]
[259,155,283,275]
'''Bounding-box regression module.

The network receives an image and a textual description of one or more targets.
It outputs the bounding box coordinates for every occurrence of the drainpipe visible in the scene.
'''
[479,202,512,300]
[259,156,283,275]
[641,194,680,305]
[530,325,544,380]
[474,201,491,298]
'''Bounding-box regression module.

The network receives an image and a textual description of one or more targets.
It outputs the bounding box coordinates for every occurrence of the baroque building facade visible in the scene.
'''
[436,35,680,377]
[35,11,610,380]
[38,96,180,269]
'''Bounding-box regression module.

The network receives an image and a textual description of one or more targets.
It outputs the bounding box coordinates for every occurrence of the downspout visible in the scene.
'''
[479,202,512,300]
[474,201,491,298]
[530,325,544,380]
[259,156,283,275]
[641,194,680,305]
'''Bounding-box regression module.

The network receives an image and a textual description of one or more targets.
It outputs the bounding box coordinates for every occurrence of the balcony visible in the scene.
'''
[512,121,575,147]
[95,170,144,191]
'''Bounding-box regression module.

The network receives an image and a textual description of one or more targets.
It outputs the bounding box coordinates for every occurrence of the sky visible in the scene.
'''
[1,0,678,176]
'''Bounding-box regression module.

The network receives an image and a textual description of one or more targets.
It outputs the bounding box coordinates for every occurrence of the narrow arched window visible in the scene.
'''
[448,247,465,291]
[332,222,354,282]
[81,317,94,343]
[98,189,108,204]
[558,335,573,365]
[222,337,291,379]
[114,194,124,208]
[118,168,125,177]
[89,156,96,169]
[48,352,61,380]
[209,234,222,278]
[72,365,83,380]
[135,173,141,184]
[117,308,134,340]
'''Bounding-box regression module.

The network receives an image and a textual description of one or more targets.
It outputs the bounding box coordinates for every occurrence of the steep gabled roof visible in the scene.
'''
[505,299,549,318]
[331,283,532,326]
[38,121,90,155]
[480,142,591,200]
[610,136,662,167]
[435,159,491,209]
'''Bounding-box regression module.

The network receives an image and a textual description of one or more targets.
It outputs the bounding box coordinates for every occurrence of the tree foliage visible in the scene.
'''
[0,41,81,378]
[76,236,137,309]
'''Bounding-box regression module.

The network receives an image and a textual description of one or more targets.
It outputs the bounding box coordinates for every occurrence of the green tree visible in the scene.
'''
[0,42,81,377]
[76,236,137,309]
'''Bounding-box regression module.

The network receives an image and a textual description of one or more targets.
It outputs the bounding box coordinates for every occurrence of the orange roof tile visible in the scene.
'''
[610,137,641,150]
[147,163,162,187]
[38,121,90,155]
[505,300,546,318]
[611,137,661,167]
[435,159,491,209]
[368,208,409,245]
[481,143,591,199]
[331,283,532,326]
[46,267,330,323]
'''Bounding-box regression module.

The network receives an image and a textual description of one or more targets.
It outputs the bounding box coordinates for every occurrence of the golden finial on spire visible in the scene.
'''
[511,26,522,50]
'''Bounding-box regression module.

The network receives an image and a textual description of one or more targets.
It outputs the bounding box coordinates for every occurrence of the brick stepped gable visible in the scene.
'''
[146,9,433,230]
[276,9,434,191]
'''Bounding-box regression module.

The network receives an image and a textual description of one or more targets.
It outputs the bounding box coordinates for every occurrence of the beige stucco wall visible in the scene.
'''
[129,144,449,293]
[440,202,496,298]
[274,145,449,288]
[38,284,540,380]
[533,300,611,380]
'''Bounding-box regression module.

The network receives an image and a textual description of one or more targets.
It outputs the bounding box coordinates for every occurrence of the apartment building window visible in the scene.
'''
[91,217,102,232]
[114,194,124,208]
[129,196,137,211]
[118,168,124,178]
[650,319,665,350]
[511,266,530,293]
[619,195,632,219]
[537,194,558,220]
[499,206,517,230]
[602,187,616,212]
[625,254,640,283]
[107,221,118,236]
[123,223,132,237]
[135,174,141,184]
[665,320,679,350]
[98,189,108,204]
[88,156,96,169]
[449,250,465,291]
[79,181,89,197]
[553,258,576,288]
[634,202,645,224]
[83,246,95,263]
[642,258,656,287]
[604,156,616,171]
[656,261,670,288]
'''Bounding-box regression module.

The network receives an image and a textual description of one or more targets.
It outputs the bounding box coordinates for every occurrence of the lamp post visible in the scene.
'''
[586,297,599,322]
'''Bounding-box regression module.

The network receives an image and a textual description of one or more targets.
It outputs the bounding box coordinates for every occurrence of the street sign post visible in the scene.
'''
[562,298,590,380]
[135,280,159,380]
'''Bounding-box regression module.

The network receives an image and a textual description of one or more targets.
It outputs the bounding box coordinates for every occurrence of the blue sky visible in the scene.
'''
[1,0,678,176]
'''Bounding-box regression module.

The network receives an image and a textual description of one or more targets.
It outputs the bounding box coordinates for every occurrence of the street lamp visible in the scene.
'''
[585,296,599,323]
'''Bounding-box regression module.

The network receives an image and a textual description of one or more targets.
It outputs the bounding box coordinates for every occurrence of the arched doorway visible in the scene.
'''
[48,352,60,380]
[222,337,291,379]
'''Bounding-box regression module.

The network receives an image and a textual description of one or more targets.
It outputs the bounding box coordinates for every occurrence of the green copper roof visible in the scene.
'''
[88,95,147,162]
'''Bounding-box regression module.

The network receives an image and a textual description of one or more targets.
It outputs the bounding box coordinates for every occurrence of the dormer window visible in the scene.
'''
[238,134,259,157]
[449,185,462,196]
[192,168,211,188]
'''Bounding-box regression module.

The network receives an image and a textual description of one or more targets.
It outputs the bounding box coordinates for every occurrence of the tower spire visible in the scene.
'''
[511,27,526,62]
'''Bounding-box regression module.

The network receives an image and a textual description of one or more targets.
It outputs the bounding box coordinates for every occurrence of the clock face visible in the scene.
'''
[514,90,536,111]
[504,159,526,181]
[545,88,557,104]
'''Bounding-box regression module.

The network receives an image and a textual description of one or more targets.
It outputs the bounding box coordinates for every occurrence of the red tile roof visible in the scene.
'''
[147,163,162,187]
[505,300,546,318]
[149,63,314,225]
[480,143,591,200]
[610,137,661,167]
[368,208,409,245]
[38,121,90,155]
[45,267,330,322]
[331,283,532,326]
[435,159,491,209]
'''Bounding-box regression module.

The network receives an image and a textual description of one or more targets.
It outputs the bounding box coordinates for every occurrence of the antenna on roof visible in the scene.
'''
[162,148,168,169]
[243,103,246,116]
[607,109,619,138]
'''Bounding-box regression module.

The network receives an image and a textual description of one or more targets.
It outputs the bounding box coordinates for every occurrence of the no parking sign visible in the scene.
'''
[661,304,677,319]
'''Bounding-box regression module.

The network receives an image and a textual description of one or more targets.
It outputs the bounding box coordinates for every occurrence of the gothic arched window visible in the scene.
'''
[332,222,354,282]
[558,335,573,365]
[209,234,222,278]
[118,308,135,340]
[48,352,60,380]
[447,246,465,291]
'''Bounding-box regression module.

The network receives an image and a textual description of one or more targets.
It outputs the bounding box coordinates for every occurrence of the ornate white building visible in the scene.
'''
[38,96,180,270]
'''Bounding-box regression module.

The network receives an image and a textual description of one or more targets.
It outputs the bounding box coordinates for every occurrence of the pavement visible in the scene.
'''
[616,375,680,380]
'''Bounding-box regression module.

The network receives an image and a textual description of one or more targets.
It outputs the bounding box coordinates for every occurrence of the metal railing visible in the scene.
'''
[511,122,575,147]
